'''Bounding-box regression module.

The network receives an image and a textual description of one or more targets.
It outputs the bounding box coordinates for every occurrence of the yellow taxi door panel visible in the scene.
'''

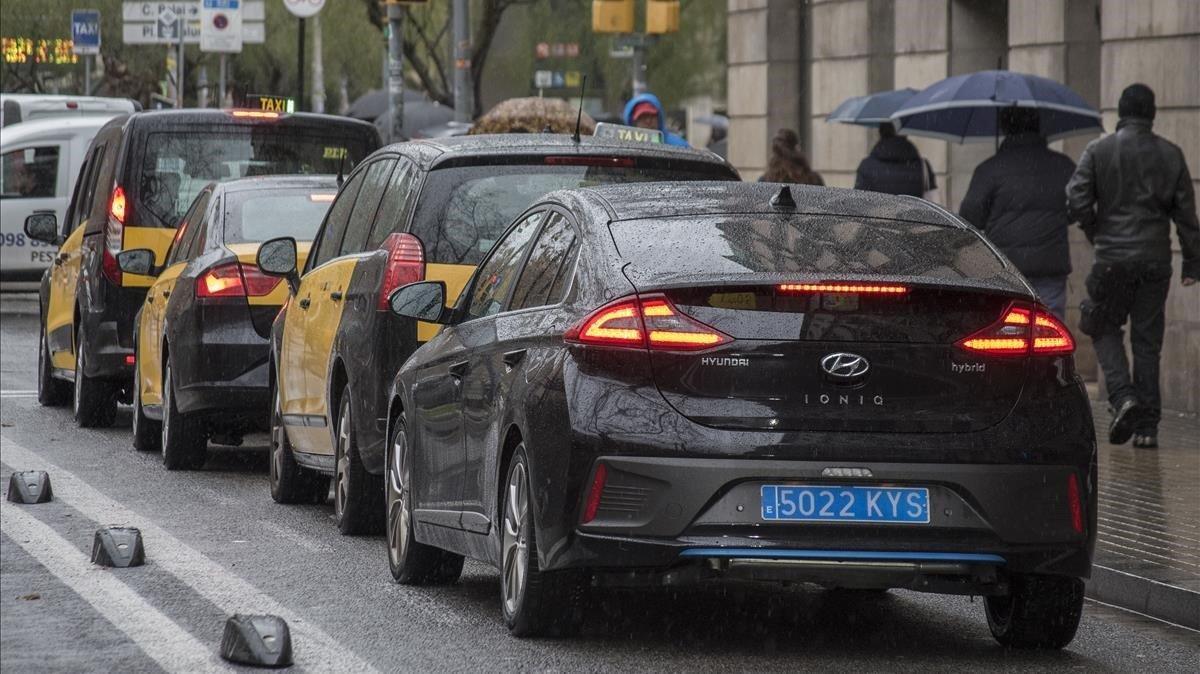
[47,226,86,371]
[289,256,359,455]
[120,227,176,288]
[138,261,186,407]
[416,263,476,342]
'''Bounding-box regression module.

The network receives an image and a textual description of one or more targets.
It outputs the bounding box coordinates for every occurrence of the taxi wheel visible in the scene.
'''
[501,446,587,638]
[131,356,161,453]
[386,412,464,584]
[160,360,207,471]
[985,574,1084,649]
[269,383,328,505]
[333,386,384,536]
[37,327,70,407]
[73,325,116,428]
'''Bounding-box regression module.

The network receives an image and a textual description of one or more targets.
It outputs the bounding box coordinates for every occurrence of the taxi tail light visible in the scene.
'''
[197,262,280,298]
[581,463,608,524]
[955,303,1074,356]
[1067,472,1085,535]
[564,294,732,351]
[378,233,425,311]
[544,156,635,168]
[102,186,127,284]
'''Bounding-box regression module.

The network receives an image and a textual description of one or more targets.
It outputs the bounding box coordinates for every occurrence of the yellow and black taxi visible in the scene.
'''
[254,134,739,533]
[23,108,379,427]
[121,176,337,470]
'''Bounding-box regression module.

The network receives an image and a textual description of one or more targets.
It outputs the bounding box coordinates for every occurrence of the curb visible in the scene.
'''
[1088,564,1200,629]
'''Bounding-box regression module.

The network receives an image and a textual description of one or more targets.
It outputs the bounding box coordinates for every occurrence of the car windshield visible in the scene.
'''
[133,126,373,227]
[410,161,734,266]
[222,187,337,244]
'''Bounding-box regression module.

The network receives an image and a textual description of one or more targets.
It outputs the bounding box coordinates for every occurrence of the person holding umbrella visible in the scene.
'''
[959,107,1077,319]
[1066,84,1200,449]
[854,123,939,200]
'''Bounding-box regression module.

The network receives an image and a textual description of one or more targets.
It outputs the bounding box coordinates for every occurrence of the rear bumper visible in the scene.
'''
[172,304,271,422]
[546,456,1096,584]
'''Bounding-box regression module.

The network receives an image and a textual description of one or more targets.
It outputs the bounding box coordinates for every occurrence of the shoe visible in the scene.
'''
[1108,398,1144,445]
[1133,434,1158,449]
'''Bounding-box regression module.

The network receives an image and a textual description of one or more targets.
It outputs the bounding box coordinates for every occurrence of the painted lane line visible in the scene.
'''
[0,504,226,673]
[1,438,381,674]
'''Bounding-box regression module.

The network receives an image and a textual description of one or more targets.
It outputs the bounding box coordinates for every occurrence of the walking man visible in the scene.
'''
[1066,83,1199,448]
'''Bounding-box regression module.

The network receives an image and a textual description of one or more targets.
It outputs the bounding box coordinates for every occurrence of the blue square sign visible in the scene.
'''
[71,9,101,55]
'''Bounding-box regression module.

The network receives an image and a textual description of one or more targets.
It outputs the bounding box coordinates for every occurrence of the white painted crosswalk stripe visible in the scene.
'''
[1,437,380,673]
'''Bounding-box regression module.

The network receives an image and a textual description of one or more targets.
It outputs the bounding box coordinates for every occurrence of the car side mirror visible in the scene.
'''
[388,281,448,324]
[116,249,159,276]
[24,212,59,244]
[257,236,299,295]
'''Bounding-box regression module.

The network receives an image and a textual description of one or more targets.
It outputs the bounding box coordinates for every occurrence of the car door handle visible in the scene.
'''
[330,291,343,301]
[448,360,470,379]
[298,297,311,309]
[503,349,527,369]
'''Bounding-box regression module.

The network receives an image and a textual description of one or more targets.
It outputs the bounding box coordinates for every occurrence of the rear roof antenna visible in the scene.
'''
[771,185,797,210]
[572,75,588,144]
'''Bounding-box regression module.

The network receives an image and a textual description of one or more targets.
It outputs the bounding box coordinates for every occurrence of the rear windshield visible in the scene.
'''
[130,125,374,227]
[611,215,1012,286]
[410,161,735,266]
[222,187,337,244]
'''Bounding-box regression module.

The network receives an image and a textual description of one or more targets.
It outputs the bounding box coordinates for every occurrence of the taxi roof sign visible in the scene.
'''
[593,122,663,144]
[246,94,294,113]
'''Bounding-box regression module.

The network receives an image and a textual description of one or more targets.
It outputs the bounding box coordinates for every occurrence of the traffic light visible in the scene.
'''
[646,0,680,34]
[593,0,634,34]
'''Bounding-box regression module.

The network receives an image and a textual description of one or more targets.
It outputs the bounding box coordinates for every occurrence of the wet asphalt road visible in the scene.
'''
[1,309,1198,672]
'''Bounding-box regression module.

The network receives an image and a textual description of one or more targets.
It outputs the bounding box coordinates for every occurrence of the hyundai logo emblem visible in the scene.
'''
[820,352,870,380]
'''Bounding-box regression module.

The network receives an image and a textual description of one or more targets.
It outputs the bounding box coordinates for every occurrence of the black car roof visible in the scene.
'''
[571,182,962,227]
[213,174,340,195]
[374,133,734,172]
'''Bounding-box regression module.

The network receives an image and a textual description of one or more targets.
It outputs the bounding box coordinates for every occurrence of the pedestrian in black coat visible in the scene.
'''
[959,108,1076,320]
[854,124,937,199]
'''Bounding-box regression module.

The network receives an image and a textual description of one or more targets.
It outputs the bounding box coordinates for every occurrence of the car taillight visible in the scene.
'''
[196,262,280,298]
[564,294,732,351]
[378,233,425,311]
[543,156,636,168]
[581,463,608,524]
[956,303,1074,356]
[778,283,909,294]
[1067,472,1084,535]
[102,186,127,284]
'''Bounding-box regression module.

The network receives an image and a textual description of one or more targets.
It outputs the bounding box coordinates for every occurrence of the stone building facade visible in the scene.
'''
[727,0,1200,415]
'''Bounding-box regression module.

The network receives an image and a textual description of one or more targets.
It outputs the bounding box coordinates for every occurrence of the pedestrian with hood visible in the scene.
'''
[854,123,939,201]
[959,107,1077,319]
[623,92,689,147]
[758,128,824,186]
[1066,83,1200,449]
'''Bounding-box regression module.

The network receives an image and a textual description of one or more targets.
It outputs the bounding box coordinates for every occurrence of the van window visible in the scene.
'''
[309,171,365,269]
[71,145,107,234]
[339,159,393,256]
[366,158,417,250]
[0,146,59,198]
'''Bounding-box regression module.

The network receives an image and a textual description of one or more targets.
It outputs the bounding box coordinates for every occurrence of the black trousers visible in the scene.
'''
[1084,260,1172,432]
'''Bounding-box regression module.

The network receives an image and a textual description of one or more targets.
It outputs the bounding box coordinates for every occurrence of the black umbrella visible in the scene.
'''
[346,88,437,121]
[373,100,456,142]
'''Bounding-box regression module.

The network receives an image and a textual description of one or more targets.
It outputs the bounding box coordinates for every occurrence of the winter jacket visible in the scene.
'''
[958,133,1077,279]
[1066,118,1200,280]
[854,136,935,197]
[622,93,689,147]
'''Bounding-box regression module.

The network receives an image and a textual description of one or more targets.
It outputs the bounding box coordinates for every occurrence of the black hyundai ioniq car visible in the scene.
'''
[382,182,1096,648]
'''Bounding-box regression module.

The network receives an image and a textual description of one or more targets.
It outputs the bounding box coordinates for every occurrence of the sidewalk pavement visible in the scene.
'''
[1088,394,1199,629]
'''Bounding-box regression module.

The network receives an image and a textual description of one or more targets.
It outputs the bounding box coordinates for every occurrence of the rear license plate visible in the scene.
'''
[761,485,930,524]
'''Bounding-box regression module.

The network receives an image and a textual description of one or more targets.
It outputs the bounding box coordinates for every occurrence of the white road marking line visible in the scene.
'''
[0,504,226,673]
[1,438,381,674]
[1,392,38,398]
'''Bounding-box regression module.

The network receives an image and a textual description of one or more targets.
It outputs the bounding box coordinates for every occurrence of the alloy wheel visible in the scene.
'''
[72,336,83,416]
[269,394,284,488]
[161,363,171,451]
[132,359,142,438]
[386,426,410,569]
[334,400,351,521]
[501,460,530,616]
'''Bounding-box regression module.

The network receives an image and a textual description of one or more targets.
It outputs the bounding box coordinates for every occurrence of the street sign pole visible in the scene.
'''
[219,53,226,106]
[452,0,472,121]
[84,55,92,95]
[177,15,186,107]
[296,18,305,112]
[387,3,404,142]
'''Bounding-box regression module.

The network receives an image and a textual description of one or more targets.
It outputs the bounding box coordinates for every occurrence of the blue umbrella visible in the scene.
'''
[890,70,1102,143]
[827,88,918,126]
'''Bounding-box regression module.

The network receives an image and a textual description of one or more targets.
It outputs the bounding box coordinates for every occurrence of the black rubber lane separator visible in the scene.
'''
[220,614,293,667]
[90,527,146,568]
[6,471,53,504]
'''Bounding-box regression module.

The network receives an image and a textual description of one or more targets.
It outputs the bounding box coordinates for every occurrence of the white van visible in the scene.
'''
[0,94,137,128]
[1,115,119,290]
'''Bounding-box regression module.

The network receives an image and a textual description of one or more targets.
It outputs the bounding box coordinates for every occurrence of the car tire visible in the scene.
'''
[386,412,464,585]
[985,574,1084,649]
[333,386,384,535]
[37,327,70,407]
[131,355,161,453]
[501,446,588,638]
[269,381,328,505]
[160,359,206,471]
[73,325,116,428]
